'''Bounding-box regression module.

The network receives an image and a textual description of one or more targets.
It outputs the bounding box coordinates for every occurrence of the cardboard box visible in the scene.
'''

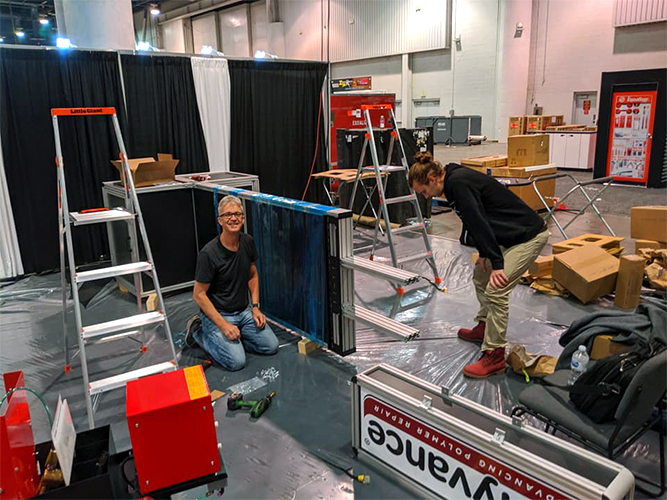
[552,233,624,255]
[462,164,556,179]
[509,179,556,211]
[111,154,180,188]
[461,155,508,169]
[545,115,564,127]
[590,335,630,360]
[635,239,667,253]
[630,206,667,243]
[528,255,554,277]
[553,245,620,304]
[507,134,550,167]
[525,115,547,132]
[508,116,526,137]
[614,255,646,309]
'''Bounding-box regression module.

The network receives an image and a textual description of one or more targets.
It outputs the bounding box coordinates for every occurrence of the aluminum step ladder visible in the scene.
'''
[53,107,178,428]
[348,105,441,291]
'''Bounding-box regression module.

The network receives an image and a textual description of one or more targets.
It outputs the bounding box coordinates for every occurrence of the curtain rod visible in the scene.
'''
[0,44,326,66]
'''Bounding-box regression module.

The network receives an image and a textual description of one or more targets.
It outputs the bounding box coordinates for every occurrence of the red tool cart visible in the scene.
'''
[330,92,395,168]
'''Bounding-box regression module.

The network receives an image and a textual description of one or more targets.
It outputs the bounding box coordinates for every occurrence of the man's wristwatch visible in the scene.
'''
[252,302,260,309]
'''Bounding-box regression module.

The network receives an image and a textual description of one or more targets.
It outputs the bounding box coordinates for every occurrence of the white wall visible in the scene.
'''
[280,0,324,61]
[526,0,667,123]
[163,19,186,53]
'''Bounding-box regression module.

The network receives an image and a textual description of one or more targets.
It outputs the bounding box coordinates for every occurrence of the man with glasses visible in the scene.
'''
[184,195,279,370]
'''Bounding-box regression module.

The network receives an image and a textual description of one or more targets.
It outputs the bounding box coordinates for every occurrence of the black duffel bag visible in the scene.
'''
[567,339,666,423]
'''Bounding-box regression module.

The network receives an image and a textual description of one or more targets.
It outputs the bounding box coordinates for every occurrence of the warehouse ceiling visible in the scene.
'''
[0,0,178,45]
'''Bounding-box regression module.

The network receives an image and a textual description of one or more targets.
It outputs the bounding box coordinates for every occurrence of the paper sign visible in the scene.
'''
[51,396,76,486]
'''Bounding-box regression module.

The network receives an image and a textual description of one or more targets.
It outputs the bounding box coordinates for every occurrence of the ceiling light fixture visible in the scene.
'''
[39,18,50,25]
[15,30,25,38]
[56,37,72,49]
[150,4,160,15]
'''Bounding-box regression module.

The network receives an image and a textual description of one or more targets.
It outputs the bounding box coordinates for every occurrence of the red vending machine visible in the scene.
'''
[606,90,657,184]
[330,92,395,168]
[594,68,666,188]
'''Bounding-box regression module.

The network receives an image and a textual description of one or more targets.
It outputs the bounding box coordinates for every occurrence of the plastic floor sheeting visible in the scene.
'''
[0,231,663,499]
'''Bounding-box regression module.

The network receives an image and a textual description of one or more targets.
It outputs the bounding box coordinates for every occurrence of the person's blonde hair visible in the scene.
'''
[218,195,243,215]
[408,152,444,186]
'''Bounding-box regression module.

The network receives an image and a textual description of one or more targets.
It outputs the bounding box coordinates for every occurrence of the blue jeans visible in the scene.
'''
[193,307,279,371]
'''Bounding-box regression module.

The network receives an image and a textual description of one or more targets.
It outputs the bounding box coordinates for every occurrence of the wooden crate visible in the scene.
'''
[508,116,526,137]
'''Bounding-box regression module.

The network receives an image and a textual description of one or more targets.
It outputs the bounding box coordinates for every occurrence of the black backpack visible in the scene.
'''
[551,339,665,424]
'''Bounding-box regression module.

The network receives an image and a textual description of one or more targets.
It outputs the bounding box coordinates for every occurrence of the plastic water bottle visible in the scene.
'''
[568,345,589,386]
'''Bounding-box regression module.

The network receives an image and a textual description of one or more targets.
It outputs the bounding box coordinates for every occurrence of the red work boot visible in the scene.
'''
[457,321,485,344]
[463,348,506,378]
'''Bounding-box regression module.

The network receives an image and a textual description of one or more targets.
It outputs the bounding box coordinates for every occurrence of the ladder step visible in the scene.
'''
[82,312,165,341]
[341,256,420,286]
[69,208,134,226]
[342,304,419,341]
[391,223,424,235]
[362,165,405,173]
[88,361,177,395]
[75,261,153,283]
[397,251,432,265]
[385,194,416,205]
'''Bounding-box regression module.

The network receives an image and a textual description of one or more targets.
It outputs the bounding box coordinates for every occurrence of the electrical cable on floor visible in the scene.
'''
[312,453,370,484]
[301,89,323,201]
[0,386,53,428]
[420,276,447,293]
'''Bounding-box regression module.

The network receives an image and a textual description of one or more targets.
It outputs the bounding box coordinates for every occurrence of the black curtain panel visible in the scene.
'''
[0,48,128,274]
[120,54,209,173]
[229,60,328,201]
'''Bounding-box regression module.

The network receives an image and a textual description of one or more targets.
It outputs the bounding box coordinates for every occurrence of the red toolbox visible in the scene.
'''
[126,366,220,494]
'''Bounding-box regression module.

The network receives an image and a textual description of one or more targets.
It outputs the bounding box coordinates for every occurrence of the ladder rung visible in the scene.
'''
[391,223,424,235]
[342,304,419,340]
[385,194,416,205]
[82,312,165,340]
[85,330,141,345]
[341,256,420,285]
[88,361,177,395]
[69,208,134,226]
[397,251,432,265]
[75,262,153,283]
[362,165,405,173]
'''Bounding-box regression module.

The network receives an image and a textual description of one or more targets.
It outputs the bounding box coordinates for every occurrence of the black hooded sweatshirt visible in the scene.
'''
[443,163,546,270]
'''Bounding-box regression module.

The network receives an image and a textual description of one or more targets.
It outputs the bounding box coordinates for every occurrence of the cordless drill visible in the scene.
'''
[227,391,276,418]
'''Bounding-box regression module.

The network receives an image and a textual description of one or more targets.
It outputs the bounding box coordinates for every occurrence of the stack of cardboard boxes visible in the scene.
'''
[524,206,667,308]
[461,134,555,210]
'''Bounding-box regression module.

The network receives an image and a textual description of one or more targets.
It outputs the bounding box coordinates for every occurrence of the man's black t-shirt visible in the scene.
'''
[195,234,259,313]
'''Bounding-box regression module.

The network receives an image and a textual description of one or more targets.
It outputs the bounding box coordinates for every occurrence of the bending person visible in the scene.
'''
[409,153,549,378]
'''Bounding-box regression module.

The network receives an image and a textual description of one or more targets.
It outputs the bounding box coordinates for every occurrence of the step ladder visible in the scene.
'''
[347,105,441,291]
[53,107,178,428]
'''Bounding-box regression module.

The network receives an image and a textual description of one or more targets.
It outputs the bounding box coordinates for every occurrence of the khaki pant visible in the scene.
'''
[472,229,549,350]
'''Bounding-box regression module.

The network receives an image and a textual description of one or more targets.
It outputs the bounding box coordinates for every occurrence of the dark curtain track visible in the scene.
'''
[120,55,209,174]
[0,49,128,274]
[228,60,328,200]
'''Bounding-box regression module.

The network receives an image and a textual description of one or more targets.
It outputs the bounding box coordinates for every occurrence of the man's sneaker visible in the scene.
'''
[463,347,506,378]
[184,314,201,349]
[457,321,485,344]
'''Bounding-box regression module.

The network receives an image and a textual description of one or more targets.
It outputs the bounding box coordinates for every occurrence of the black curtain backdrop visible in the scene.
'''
[229,60,328,200]
[120,54,209,173]
[0,48,128,274]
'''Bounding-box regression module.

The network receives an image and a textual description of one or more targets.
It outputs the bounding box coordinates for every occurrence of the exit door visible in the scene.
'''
[572,92,597,126]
